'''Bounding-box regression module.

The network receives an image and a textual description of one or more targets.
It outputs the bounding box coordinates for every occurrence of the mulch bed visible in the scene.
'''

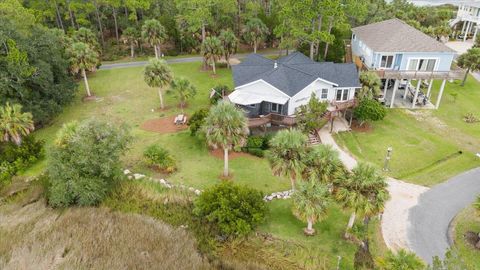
[350,120,373,133]
[209,149,257,160]
[140,116,188,134]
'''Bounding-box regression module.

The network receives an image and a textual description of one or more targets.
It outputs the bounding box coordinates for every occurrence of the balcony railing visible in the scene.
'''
[247,113,296,128]
[373,69,464,80]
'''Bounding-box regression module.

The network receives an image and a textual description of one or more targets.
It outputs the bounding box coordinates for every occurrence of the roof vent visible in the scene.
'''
[274,61,278,69]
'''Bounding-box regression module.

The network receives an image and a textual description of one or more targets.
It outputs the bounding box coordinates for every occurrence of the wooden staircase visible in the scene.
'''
[308,132,320,146]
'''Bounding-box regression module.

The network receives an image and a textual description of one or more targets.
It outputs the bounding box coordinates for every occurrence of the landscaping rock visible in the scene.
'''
[133,173,145,180]
[194,190,201,195]
[160,179,166,184]
[123,169,131,175]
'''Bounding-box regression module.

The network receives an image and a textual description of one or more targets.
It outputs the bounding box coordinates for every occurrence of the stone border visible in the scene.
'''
[123,169,202,196]
[263,190,293,201]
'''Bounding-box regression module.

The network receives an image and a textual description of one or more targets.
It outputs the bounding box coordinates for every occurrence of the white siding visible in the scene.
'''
[234,80,289,100]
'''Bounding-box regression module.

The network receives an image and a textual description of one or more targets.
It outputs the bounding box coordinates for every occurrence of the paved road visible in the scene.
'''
[99,51,287,70]
[408,167,480,263]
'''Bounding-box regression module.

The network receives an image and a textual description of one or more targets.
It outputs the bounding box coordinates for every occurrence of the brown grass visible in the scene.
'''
[0,201,210,270]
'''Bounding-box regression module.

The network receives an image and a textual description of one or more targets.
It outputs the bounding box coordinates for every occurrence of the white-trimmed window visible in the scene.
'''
[408,58,437,71]
[380,55,394,69]
[321,89,328,99]
[271,103,282,113]
[336,89,350,101]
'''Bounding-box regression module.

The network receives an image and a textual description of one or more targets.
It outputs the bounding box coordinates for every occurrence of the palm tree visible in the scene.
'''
[292,181,331,235]
[68,42,99,97]
[201,36,223,74]
[203,101,249,177]
[0,103,34,145]
[243,18,269,53]
[457,47,480,86]
[122,27,139,58]
[376,249,425,270]
[170,77,197,113]
[359,71,382,99]
[142,19,166,59]
[335,162,390,239]
[302,144,344,185]
[267,129,308,191]
[219,29,238,69]
[144,58,173,110]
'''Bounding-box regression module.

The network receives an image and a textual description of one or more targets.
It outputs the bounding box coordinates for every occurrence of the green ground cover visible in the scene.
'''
[452,205,480,269]
[335,78,480,186]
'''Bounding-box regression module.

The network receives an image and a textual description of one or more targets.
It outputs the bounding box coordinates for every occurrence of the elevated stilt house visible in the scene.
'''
[351,19,462,109]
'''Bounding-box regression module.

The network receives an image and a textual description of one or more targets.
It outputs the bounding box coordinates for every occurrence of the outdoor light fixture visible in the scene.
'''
[383,147,393,171]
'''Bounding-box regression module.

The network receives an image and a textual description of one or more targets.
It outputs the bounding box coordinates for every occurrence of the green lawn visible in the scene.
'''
[334,78,480,186]
[259,200,358,269]
[452,205,480,269]
[26,62,290,193]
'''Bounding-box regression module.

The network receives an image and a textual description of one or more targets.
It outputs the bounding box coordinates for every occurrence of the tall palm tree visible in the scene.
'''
[170,77,197,113]
[267,129,308,191]
[122,27,139,58]
[0,103,34,145]
[243,18,268,53]
[203,101,249,177]
[302,144,345,185]
[201,36,223,74]
[335,162,390,238]
[73,27,100,53]
[144,58,173,110]
[219,29,238,69]
[68,42,99,97]
[376,249,425,270]
[292,181,331,235]
[142,19,166,59]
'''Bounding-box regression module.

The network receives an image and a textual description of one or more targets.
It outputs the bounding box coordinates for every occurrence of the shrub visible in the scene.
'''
[0,135,44,186]
[246,135,264,149]
[143,144,177,173]
[188,108,209,136]
[354,98,387,126]
[464,112,479,123]
[210,85,231,105]
[194,182,267,238]
[246,148,264,157]
[47,119,131,208]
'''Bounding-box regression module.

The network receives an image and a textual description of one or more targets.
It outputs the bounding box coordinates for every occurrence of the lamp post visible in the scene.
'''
[383,147,393,171]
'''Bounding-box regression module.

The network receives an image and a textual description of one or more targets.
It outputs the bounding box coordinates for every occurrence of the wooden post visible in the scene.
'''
[403,79,410,99]
[474,24,479,43]
[436,79,447,109]
[426,79,434,98]
[412,79,422,109]
[461,20,467,36]
[390,79,399,108]
[464,21,471,42]
[383,79,389,97]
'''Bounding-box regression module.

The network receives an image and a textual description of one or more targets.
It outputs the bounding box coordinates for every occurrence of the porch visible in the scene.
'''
[382,80,436,109]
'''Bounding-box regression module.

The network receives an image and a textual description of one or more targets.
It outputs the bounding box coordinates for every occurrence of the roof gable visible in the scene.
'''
[233,53,360,97]
[351,18,455,53]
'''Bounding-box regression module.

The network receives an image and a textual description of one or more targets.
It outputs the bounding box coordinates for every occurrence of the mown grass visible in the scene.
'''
[24,62,290,193]
[452,205,480,270]
[334,78,480,186]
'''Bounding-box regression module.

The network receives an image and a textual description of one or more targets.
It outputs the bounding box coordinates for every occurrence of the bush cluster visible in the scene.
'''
[0,136,44,185]
[193,181,267,238]
[143,144,177,173]
[47,119,131,207]
[188,108,209,136]
[242,134,271,157]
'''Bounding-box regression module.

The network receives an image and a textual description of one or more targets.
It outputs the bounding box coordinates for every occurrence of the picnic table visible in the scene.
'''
[174,114,187,125]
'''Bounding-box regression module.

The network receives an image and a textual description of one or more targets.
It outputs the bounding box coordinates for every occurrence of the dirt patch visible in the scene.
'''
[140,116,188,134]
[82,95,98,102]
[350,121,373,133]
[209,149,257,160]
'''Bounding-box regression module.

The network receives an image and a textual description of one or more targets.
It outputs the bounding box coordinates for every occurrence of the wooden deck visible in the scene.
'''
[247,113,296,128]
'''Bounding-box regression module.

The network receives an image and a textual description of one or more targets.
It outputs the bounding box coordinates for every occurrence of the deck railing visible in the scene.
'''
[373,69,464,80]
[247,113,296,128]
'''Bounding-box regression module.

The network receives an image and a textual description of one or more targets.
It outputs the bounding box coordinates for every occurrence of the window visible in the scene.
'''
[380,55,394,69]
[271,103,282,113]
[408,58,436,71]
[336,89,350,101]
[321,89,328,99]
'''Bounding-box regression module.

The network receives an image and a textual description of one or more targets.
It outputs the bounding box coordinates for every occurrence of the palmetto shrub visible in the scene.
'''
[143,144,177,173]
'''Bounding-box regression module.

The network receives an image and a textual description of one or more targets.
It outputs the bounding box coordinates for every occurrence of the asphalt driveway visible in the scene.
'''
[408,167,480,263]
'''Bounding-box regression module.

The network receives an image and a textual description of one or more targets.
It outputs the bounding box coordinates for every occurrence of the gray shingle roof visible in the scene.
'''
[233,52,361,97]
[351,18,455,53]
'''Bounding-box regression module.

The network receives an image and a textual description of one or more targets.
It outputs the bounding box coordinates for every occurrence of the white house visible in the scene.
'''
[451,1,480,41]
[228,52,361,117]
